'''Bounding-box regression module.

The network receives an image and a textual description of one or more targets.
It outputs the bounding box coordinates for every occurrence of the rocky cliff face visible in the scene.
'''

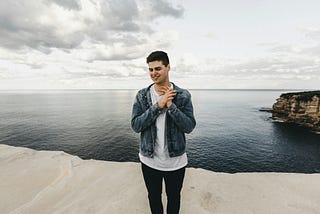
[272,91,320,132]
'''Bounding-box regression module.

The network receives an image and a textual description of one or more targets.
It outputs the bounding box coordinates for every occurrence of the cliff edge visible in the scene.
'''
[1,144,320,213]
[272,90,320,132]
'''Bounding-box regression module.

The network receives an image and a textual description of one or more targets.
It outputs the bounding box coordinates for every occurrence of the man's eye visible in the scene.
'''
[155,68,161,71]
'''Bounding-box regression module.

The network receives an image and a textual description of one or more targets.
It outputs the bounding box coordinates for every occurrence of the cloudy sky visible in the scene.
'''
[0,0,319,89]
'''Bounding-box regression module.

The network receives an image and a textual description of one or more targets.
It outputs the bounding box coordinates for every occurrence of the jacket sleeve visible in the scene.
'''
[167,91,196,134]
[131,93,161,133]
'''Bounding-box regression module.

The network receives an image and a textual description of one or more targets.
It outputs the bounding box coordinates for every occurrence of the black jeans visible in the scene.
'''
[141,163,186,214]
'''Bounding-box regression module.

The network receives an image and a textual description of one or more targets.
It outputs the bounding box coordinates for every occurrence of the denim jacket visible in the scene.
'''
[131,82,196,158]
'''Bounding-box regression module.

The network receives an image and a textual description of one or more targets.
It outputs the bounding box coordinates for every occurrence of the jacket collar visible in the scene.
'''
[146,82,183,93]
[138,82,183,107]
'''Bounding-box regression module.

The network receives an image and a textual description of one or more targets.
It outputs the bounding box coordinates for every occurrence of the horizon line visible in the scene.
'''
[0,88,317,91]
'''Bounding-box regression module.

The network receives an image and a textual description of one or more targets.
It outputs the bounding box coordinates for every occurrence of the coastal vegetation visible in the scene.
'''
[280,90,320,101]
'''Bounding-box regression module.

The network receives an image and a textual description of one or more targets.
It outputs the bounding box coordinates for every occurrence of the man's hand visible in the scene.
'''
[157,86,176,109]
[165,88,176,108]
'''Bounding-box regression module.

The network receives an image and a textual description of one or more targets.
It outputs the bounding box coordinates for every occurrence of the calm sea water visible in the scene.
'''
[0,89,319,173]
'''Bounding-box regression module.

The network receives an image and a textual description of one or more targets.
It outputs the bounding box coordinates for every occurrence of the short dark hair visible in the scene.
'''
[146,51,170,66]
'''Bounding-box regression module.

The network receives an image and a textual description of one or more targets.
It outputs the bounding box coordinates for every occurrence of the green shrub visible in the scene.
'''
[280,91,320,101]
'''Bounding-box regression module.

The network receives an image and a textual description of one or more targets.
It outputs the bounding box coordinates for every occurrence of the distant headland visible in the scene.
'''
[271,90,320,132]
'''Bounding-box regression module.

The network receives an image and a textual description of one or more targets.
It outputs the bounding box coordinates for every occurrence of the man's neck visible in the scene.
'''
[153,81,171,95]
[154,81,170,88]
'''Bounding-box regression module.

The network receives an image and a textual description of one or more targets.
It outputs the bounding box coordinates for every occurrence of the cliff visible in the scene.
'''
[272,91,320,132]
[1,144,320,214]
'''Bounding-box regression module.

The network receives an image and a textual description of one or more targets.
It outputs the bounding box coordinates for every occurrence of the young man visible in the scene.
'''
[131,51,196,214]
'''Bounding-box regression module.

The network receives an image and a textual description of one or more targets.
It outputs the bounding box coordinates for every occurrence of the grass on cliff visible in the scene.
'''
[280,90,320,101]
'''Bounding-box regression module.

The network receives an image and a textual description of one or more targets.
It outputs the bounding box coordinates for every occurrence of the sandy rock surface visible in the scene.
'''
[1,144,320,214]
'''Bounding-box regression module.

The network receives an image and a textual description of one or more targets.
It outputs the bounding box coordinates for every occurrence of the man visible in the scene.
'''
[131,51,196,214]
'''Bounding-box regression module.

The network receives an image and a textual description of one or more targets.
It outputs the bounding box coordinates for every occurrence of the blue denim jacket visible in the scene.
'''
[131,83,196,158]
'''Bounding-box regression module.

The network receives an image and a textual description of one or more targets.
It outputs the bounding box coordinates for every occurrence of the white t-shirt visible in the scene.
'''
[139,84,188,171]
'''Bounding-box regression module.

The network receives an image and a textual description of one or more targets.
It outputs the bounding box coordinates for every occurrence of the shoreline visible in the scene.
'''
[1,144,320,213]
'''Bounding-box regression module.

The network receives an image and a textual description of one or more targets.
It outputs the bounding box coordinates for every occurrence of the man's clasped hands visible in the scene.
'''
[155,86,176,109]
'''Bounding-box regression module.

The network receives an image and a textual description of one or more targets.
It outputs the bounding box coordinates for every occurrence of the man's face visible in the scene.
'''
[148,60,170,84]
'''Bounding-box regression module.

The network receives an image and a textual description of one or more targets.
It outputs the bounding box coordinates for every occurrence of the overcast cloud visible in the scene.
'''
[0,0,319,89]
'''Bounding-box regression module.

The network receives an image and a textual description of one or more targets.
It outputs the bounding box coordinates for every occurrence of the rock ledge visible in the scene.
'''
[272,90,320,132]
[1,144,320,214]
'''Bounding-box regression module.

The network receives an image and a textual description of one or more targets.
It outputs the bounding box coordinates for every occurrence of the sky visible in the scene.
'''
[0,0,319,89]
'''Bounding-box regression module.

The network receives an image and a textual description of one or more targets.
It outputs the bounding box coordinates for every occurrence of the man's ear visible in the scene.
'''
[167,64,170,71]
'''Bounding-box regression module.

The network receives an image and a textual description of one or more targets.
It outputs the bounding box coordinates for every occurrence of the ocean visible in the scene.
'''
[1,89,319,173]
